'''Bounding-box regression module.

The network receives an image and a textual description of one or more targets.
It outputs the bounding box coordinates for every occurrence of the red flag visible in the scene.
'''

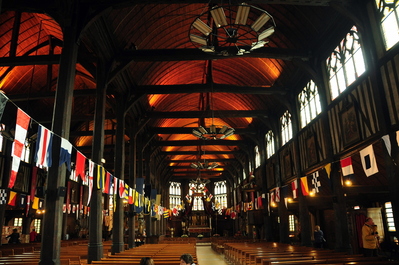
[119,179,125,198]
[104,172,111,194]
[300,176,309,196]
[9,108,30,188]
[340,157,354,176]
[75,151,86,182]
[8,191,17,206]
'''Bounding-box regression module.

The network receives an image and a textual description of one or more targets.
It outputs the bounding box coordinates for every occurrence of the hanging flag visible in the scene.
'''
[9,108,30,188]
[59,137,72,171]
[0,189,7,204]
[136,178,144,194]
[118,179,125,198]
[97,164,105,190]
[113,175,118,195]
[104,172,111,194]
[75,151,87,182]
[34,125,53,168]
[124,183,129,200]
[312,171,321,193]
[19,194,27,208]
[26,195,30,216]
[324,163,331,179]
[275,187,280,202]
[128,188,133,204]
[360,144,379,177]
[8,191,17,206]
[291,179,298,199]
[340,157,354,176]
[300,176,309,196]
[87,173,93,206]
[0,93,8,121]
[32,197,40,209]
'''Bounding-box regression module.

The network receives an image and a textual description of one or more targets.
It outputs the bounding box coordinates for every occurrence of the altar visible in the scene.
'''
[187,227,211,237]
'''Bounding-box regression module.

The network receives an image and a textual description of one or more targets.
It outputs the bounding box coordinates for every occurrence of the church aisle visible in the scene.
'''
[196,244,228,265]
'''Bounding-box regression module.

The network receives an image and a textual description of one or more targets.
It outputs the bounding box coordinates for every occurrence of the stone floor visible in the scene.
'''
[196,244,228,265]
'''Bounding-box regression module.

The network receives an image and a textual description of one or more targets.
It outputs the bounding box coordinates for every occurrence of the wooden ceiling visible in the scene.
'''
[0,0,357,185]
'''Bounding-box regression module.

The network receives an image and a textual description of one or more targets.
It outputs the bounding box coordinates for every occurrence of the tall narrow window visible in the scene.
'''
[214,180,227,209]
[254,146,261,168]
[327,26,366,100]
[280,111,292,145]
[376,0,399,50]
[188,182,204,211]
[265,130,275,159]
[169,181,181,209]
[13,218,23,227]
[298,80,322,128]
[33,219,41,233]
[385,202,396,232]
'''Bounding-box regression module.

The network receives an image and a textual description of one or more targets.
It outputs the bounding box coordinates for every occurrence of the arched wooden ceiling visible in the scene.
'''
[0,0,355,184]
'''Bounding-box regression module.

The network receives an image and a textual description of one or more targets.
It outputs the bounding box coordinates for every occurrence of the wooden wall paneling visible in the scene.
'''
[380,54,399,126]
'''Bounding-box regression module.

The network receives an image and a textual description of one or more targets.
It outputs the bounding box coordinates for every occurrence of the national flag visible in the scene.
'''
[300,176,309,196]
[69,163,78,182]
[0,189,7,204]
[97,164,105,190]
[360,144,379,177]
[0,92,8,121]
[8,191,17,206]
[164,209,170,218]
[230,211,237,219]
[291,179,298,199]
[118,179,125,198]
[275,187,280,202]
[113,176,118,195]
[59,137,72,171]
[340,157,354,176]
[311,171,321,193]
[9,108,30,188]
[32,197,40,209]
[34,125,53,168]
[75,151,86,182]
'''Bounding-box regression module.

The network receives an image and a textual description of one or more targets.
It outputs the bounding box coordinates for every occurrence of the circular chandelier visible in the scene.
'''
[189,3,276,56]
[191,160,219,170]
[192,124,234,140]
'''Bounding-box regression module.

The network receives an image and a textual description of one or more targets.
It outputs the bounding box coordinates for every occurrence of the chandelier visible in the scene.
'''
[191,160,219,170]
[192,124,234,140]
[189,3,276,56]
[190,176,210,192]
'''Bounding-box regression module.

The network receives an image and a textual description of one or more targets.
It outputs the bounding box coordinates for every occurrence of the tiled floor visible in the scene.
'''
[196,244,228,265]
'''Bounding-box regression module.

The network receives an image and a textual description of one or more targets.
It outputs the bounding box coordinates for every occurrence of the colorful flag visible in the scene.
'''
[75,151,86,182]
[87,173,93,206]
[59,137,72,171]
[312,171,321,193]
[324,163,331,179]
[291,179,298,199]
[32,197,40,209]
[118,179,125,198]
[30,167,38,204]
[19,194,27,208]
[360,144,379,177]
[340,157,354,176]
[34,125,53,168]
[0,189,7,204]
[97,164,105,190]
[104,172,110,194]
[300,176,309,196]
[128,188,133,204]
[9,108,30,188]
[8,191,17,206]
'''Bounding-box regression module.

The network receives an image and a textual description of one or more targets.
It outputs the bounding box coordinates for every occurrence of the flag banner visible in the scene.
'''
[19,194,27,208]
[340,157,354,176]
[312,171,321,193]
[104,172,111,194]
[156,194,161,205]
[32,197,40,209]
[360,144,379,177]
[87,174,93,206]
[39,199,44,209]
[291,179,298,199]
[60,137,72,171]
[300,176,309,196]
[34,124,53,168]
[124,183,129,199]
[324,163,331,179]
[0,189,7,204]
[63,204,67,213]
[9,108,30,188]
[97,165,105,190]
[26,195,30,216]
[134,191,139,206]
[128,188,133,204]
[113,175,118,195]
[150,189,157,201]
[397,130,399,147]
[0,92,8,121]
[118,179,125,198]
[75,151,87,182]
[69,163,78,182]
[136,178,144,194]
[270,190,275,203]
[275,187,280,202]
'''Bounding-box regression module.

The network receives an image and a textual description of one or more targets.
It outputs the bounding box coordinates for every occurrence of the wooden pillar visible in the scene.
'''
[88,61,108,262]
[128,126,137,248]
[112,95,126,254]
[39,10,79,265]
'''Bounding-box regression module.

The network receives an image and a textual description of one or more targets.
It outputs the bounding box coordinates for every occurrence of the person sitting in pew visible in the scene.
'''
[180,253,195,265]
[140,257,155,265]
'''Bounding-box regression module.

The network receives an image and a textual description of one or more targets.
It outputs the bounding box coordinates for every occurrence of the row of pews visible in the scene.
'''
[223,241,399,265]
[90,243,197,265]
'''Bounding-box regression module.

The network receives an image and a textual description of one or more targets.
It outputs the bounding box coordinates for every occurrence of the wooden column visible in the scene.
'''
[128,124,137,248]
[88,61,108,262]
[112,95,126,254]
[39,11,79,265]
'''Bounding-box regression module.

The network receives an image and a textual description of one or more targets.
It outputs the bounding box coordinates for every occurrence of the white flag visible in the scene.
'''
[360,144,379,177]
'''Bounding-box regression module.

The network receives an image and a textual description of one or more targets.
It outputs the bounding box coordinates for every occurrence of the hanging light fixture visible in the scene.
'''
[190,147,219,170]
[189,3,276,56]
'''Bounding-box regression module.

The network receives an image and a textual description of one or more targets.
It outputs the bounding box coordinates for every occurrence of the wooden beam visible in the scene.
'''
[151,127,254,135]
[146,110,268,118]
[156,140,245,146]
[161,150,242,155]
